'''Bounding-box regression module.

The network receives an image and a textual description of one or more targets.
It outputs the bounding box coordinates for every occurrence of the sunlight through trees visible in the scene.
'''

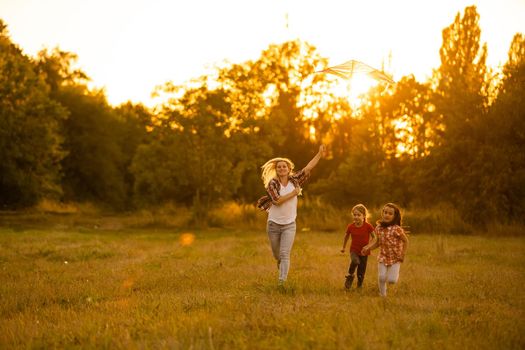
[1,6,524,224]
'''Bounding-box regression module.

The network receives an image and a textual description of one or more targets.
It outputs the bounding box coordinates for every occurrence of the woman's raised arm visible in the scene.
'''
[303,144,325,174]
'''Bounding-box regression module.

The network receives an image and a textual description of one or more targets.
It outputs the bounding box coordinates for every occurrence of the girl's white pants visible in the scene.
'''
[378,262,401,296]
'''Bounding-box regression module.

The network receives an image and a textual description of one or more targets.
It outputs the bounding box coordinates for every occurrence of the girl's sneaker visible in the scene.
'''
[344,275,354,289]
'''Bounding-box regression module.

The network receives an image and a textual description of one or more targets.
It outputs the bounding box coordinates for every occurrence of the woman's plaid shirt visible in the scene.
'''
[256,169,310,211]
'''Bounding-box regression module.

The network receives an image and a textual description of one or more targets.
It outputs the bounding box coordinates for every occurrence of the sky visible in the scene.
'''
[1,0,524,106]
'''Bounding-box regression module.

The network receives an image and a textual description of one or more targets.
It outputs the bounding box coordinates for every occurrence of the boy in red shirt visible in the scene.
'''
[340,204,376,290]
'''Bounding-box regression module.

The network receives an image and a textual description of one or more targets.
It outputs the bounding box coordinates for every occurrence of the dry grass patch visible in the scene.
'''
[0,227,523,349]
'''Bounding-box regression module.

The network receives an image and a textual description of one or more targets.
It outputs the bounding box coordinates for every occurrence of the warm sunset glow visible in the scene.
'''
[1,0,524,106]
[329,74,381,108]
[392,118,416,157]
[309,125,316,141]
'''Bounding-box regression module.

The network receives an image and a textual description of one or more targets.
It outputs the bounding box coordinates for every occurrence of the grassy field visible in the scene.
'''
[0,223,524,349]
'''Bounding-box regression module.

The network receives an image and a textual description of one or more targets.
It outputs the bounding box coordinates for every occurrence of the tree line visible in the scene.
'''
[1,6,524,225]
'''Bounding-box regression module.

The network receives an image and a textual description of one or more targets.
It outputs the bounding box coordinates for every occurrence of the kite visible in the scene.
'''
[317,60,395,85]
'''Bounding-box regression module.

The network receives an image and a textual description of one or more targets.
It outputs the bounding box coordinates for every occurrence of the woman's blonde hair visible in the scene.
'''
[261,157,295,188]
[351,204,368,222]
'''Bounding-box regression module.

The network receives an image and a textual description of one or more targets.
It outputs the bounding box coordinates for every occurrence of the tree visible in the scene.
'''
[132,83,247,219]
[113,102,152,202]
[311,116,386,207]
[216,40,339,199]
[36,49,130,208]
[37,48,157,209]
[59,89,128,207]
[249,40,329,168]
[435,5,489,139]
[419,6,491,221]
[0,21,66,207]
[477,33,525,221]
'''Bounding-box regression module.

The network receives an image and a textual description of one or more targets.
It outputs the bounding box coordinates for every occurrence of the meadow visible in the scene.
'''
[0,213,524,349]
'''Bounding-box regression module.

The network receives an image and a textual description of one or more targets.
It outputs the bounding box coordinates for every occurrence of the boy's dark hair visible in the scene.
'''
[377,203,402,227]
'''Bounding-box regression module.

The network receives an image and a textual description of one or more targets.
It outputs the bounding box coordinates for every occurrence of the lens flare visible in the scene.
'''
[180,233,195,246]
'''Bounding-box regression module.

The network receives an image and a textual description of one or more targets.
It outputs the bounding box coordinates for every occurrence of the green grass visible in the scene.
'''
[0,225,524,349]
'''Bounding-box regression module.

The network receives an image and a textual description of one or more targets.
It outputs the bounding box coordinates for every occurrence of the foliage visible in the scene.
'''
[0,21,67,207]
[409,6,494,223]
[0,6,524,225]
[477,34,525,221]
[132,85,249,220]
[35,48,151,209]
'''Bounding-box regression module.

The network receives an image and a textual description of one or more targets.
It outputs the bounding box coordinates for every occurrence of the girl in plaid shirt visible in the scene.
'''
[362,203,409,297]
